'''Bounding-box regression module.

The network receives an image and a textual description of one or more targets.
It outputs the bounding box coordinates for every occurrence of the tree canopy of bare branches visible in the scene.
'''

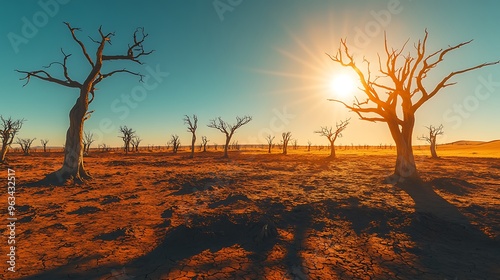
[16,137,36,155]
[201,136,209,152]
[131,136,142,152]
[327,30,499,182]
[16,22,153,183]
[184,114,198,158]
[418,124,444,158]
[119,126,135,154]
[169,134,181,154]
[207,116,252,158]
[0,116,25,163]
[265,134,275,154]
[315,118,350,158]
[40,139,49,153]
[83,131,94,156]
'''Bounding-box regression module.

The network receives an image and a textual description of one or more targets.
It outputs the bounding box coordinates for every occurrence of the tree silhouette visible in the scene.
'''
[16,137,36,155]
[327,30,499,182]
[83,131,94,156]
[281,132,292,155]
[16,22,152,183]
[0,116,25,163]
[314,118,350,158]
[40,139,49,153]
[418,124,444,159]
[119,126,135,154]
[184,114,198,158]
[207,116,252,158]
[131,136,142,152]
[169,134,181,154]
[265,134,275,154]
[201,136,209,152]
[307,140,312,152]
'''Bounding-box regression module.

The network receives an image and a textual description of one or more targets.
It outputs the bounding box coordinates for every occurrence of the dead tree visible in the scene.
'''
[201,136,209,152]
[119,126,135,154]
[131,136,142,152]
[16,138,36,155]
[83,131,94,156]
[0,117,25,163]
[281,132,292,155]
[307,140,312,152]
[292,139,298,150]
[418,124,444,158]
[265,134,275,154]
[169,134,181,154]
[184,114,198,158]
[314,118,350,158]
[40,139,49,152]
[327,30,499,182]
[16,22,153,183]
[207,116,252,158]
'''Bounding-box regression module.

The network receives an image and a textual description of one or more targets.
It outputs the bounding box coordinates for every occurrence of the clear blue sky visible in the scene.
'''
[1,0,500,148]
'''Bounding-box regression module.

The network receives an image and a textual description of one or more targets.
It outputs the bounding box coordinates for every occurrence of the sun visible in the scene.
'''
[329,74,357,97]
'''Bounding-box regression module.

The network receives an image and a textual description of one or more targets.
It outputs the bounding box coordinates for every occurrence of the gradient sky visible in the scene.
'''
[1,0,500,148]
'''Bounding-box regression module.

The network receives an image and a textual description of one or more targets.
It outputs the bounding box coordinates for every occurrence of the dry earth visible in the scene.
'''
[1,147,500,279]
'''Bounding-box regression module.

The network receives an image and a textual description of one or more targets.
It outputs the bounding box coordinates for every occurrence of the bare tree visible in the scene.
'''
[213,143,218,150]
[119,126,135,154]
[281,132,292,155]
[201,136,209,152]
[327,31,499,182]
[131,136,142,152]
[307,140,312,152]
[315,118,350,158]
[0,116,25,163]
[184,115,198,158]
[292,139,298,150]
[83,131,94,156]
[40,139,49,152]
[265,135,275,154]
[418,124,444,159]
[16,23,152,183]
[16,138,36,155]
[99,143,110,153]
[169,134,181,154]
[207,116,252,158]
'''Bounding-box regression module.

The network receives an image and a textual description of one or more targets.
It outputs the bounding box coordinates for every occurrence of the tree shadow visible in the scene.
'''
[396,178,500,278]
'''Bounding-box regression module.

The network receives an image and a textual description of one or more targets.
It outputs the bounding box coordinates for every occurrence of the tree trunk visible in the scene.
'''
[47,91,90,184]
[329,140,336,158]
[190,135,196,158]
[430,138,438,158]
[386,120,419,184]
[0,144,8,163]
[268,144,271,154]
[223,136,230,158]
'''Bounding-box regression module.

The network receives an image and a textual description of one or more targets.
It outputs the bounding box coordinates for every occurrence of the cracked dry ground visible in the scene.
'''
[2,150,500,279]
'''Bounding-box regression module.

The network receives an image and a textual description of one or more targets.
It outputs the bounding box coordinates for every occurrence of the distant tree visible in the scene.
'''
[16,137,36,155]
[16,23,153,183]
[213,143,218,150]
[327,30,499,182]
[307,140,312,152]
[201,136,209,152]
[169,134,181,154]
[292,139,298,150]
[98,143,110,152]
[40,139,49,152]
[184,114,198,158]
[0,116,25,163]
[281,132,292,155]
[265,135,275,154]
[131,135,142,152]
[207,116,252,158]
[83,131,95,155]
[314,118,350,158]
[119,126,135,154]
[418,124,444,158]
